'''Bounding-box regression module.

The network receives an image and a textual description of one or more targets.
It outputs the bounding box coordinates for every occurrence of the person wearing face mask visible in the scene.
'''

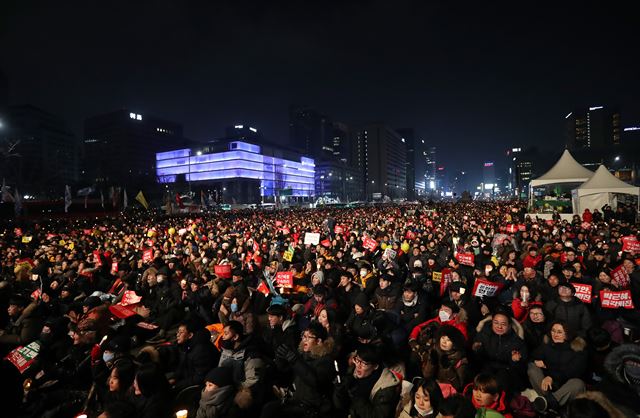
[357,262,378,298]
[217,320,266,413]
[409,300,469,350]
[397,377,444,418]
[227,285,257,335]
[91,335,133,391]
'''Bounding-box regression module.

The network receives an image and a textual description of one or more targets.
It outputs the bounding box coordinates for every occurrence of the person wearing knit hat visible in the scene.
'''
[545,278,592,339]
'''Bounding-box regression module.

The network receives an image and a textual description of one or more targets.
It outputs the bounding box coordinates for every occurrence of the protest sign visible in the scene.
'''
[120,290,142,306]
[472,278,502,297]
[283,249,294,262]
[600,290,635,309]
[611,265,630,289]
[363,236,378,251]
[334,225,345,234]
[320,239,331,248]
[456,252,475,267]
[573,283,593,304]
[384,247,397,260]
[622,236,640,253]
[142,249,153,263]
[304,232,320,245]
[5,341,41,374]
[214,264,232,279]
[275,271,294,288]
[432,271,442,282]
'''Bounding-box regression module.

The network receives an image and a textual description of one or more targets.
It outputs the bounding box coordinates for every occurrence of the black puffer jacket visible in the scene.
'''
[473,315,528,371]
[170,329,218,392]
[531,337,588,386]
[290,337,336,413]
[544,297,592,337]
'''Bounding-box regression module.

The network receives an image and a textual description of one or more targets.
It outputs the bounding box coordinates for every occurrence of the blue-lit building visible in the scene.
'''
[156,141,315,204]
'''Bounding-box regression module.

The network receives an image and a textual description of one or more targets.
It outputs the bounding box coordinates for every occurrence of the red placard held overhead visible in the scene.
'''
[363,237,378,252]
[275,271,293,288]
[456,252,475,267]
[472,279,503,297]
[611,265,630,289]
[573,283,593,304]
[214,264,232,279]
[142,249,153,263]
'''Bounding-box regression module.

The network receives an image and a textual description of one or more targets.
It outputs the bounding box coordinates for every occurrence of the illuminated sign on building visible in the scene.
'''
[484,162,494,167]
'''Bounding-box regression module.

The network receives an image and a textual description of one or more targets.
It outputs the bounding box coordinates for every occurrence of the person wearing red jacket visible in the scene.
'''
[464,373,513,418]
[409,300,468,344]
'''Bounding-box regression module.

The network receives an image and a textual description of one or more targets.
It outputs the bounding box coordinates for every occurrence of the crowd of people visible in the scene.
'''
[0,201,639,418]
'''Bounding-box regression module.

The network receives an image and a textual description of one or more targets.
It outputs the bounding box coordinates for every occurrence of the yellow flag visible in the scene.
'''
[283,249,293,262]
[22,236,33,243]
[135,191,149,209]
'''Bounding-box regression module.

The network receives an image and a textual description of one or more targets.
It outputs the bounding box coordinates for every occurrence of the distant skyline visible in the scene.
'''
[1,0,638,189]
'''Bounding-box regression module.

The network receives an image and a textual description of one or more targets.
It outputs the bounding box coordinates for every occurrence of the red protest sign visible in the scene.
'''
[334,225,344,234]
[425,220,433,228]
[622,236,640,253]
[573,283,593,304]
[363,237,378,252]
[275,220,283,227]
[472,278,502,297]
[320,239,331,248]
[506,224,518,234]
[83,229,92,235]
[275,271,293,288]
[517,224,526,232]
[214,264,232,279]
[405,230,416,240]
[111,261,119,275]
[456,252,475,267]
[5,341,41,374]
[120,290,142,306]
[30,288,42,301]
[14,228,23,237]
[600,290,635,309]
[611,265,630,289]
[280,227,290,235]
[142,249,153,263]
[440,269,453,296]
[108,304,137,319]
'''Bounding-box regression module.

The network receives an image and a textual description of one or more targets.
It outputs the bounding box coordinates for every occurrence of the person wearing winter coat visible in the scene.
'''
[472,310,528,392]
[0,294,43,354]
[263,304,299,356]
[544,282,592,337]
[399,281,429,335]
[260,322,336,418]
[527,321,587,412]
[521,303,548,352]
[333,344,402,418]
[421,325,468,392]
[463,373,513,418]
[130,362,172,418]
[196,367,237,418]
[396,377,443,418]
[409,300,469,346]
[597,344,640,415]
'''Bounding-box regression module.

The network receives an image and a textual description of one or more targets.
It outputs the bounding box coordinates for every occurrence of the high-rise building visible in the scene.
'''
[395,128,416,200]
[507,147,538,198]
[288,105,334,159]
[223,124,264,143]
[358,124,407,200]
[83,109,185,185]
[3,105,78,197]
[566,106,621,150]
[425,147,437,191]
[331,122,351,163]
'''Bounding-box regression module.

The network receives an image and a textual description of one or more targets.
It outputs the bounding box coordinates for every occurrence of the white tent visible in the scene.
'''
[530,149,593,187]
[572,165,639,213]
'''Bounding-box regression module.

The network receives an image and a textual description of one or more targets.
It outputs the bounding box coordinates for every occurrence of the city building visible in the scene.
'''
[315,159,363,202]
[83,109,185,186]
[288,105,334,160]
[482,161,496,191]
[425,147,437,191]
[506,147,537,198]
[357,124,407,200]
[223,124,264,143]
[156,140,315,204]
[566,106,621,150]
[2,104,78,196]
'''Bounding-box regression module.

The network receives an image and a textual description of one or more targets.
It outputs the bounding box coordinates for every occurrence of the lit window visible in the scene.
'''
[136,114,142,120]
[129,113,136,119]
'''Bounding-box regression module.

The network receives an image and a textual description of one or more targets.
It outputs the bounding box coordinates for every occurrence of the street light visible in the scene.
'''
[614,156,620,162]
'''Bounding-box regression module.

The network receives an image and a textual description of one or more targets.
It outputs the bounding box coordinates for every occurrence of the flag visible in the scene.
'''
[14,188,22,215]
[77,187,94,197]
[1,178,14,203]
[123,189,128,209]
[100,190,104,208]
[135,191,149,209]
[64,185,72,213]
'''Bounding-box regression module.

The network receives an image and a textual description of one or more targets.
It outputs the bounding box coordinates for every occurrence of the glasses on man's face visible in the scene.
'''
[353,356,372,367]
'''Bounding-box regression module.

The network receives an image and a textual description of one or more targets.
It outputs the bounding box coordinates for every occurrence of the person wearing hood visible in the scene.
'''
[463,373,513,418]
[333,344,401,418]
[335,270,362,322]
[597,344,640,415]
[261,321,335,418]
[421,325,468,392]
[196,367,237,418]
[544,281,592,338]
[399,280,429,336]
[409,300,469,346]
[527,321,587,413]
[346,292,376,342]
[138,268,182,343]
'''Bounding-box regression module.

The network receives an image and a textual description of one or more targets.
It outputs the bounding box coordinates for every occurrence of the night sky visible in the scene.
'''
[1,0,639,188]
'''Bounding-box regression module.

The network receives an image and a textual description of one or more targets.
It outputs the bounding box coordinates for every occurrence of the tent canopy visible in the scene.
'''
[575,165,639,197]
[572,165,639,214]
[530,149,593,187]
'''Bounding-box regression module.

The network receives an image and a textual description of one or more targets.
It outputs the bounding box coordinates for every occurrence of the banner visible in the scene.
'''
[214,264,232,279]
[622,236,640,253]
[611,265,630,289]
[573,283,593,304]
[275,271,294,288]
[109,304,137,319]
[320,239,331,248]
[432,271,442,282]
[600,290,635,309]
[440,269,453,296]
[456,252,475,267]
[334,225,344,234]
[142,249,153,263]
[283,249,294,262]
[304,232,320,245]
[257,281,270,296]
[5,341,41,374]
[111,261,119,275]
[405,230,416,240]
[472,278,502,297]
[363,236,378,251]
[120,290,142,306]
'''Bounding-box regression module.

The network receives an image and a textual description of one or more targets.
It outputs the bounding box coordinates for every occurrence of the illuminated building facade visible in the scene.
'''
[156,141,315,203]
[566,106,621,150]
